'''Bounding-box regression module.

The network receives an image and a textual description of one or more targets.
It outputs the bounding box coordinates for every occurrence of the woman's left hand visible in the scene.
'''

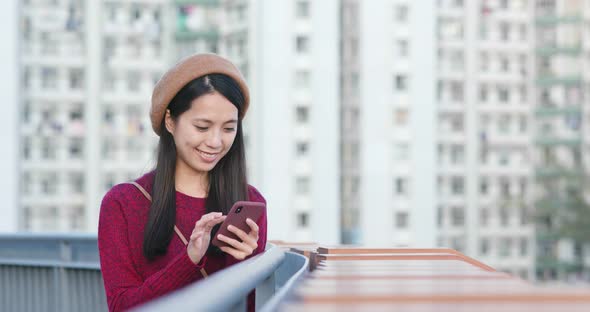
[216,218,259,260]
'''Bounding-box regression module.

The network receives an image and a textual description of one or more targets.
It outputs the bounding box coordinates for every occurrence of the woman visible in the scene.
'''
[98,53,267,312]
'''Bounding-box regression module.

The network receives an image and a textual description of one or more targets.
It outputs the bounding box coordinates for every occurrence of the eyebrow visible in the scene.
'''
[192,118,238,124]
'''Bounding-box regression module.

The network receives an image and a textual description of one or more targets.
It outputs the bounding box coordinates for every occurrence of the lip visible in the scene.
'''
[195,148,220,163]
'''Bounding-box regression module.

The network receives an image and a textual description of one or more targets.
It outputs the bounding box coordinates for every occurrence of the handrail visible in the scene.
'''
[134,246,287,312]
[0,233,106,312]
[259,251,309,312]
[0,232,99,268]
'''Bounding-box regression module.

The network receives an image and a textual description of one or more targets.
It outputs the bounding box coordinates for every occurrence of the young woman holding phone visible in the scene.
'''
[98,53,267,312]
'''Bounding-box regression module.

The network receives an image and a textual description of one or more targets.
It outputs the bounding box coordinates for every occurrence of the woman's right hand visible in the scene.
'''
[187,212,226,264]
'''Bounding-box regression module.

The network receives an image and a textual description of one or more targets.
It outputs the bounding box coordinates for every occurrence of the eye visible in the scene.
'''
[195,126,208,131]
[224,127,236,132]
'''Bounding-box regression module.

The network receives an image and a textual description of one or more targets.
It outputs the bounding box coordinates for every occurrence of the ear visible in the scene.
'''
[164,109,175,134]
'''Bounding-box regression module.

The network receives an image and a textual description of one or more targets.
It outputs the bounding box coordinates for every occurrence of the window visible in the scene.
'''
[498,115,510,133]
[480,238,490,255]
[394,144,409,161]
[394,109,408,125]
[69,138,84,158]
[499,238,512,257]
[500,205,510,226]
[41,173,58,195]
[499,150,509,166]
[70,173,84,194]
[499,22,510,41]
[519,24,527,41]
[450,145,464,164]
[296,1,309,18]
[519,204,528,226]
[451,236,465,252]
[394,74,407,91]
[500,57,510,72]
[451,177,464,195]
[519,238,528,257]
[23,67,31,89]
[439,19,463,40]
[498,86,509,103]
[480,207,489,226]
[296,141,308,157]
[104,174,115,190]
[450,50,464,71]
[41,67,58,89]
[295,71,310,88]
[69,68,84,90]
[479,85,488,102]
[296,177,310,195]
[296,106,309,123]
[397,39,408,57]
[500,179,511,197]
[480,178,489,195]
[350,72,359,95]
[127,71,141,92]
[296,35,309,53]
[394,5,408,22]
[450,115,464,132]
[22,172,32,195]
[297,212,309,228]
[395,212,408,229]
[480,52,489,71]
[395,177,407,195]
[41,137,57,160]
[450,206,465,226]
[519,116,527,133]
[450,81,464,101]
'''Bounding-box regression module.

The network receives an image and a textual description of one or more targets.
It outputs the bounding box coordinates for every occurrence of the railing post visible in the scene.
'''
[255,270,276,311]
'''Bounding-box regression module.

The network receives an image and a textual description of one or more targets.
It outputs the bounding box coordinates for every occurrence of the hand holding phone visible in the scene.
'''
[211,201,265,260]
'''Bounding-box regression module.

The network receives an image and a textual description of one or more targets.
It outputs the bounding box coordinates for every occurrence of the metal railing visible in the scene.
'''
[134,246,309,312]
[0,233,106,312]
[0,234,308,312]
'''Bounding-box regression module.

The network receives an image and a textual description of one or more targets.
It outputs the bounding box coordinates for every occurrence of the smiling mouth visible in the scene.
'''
[196,149,220,160]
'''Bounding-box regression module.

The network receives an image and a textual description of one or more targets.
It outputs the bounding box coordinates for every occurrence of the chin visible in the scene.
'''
[193,162,218,173]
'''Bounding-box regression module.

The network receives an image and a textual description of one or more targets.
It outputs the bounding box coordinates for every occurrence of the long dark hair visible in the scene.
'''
[143,74,248,260]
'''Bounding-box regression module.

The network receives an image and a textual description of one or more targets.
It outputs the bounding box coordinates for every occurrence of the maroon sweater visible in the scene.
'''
[98,171,267,312]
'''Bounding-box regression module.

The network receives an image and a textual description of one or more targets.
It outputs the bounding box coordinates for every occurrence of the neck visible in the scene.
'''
[174,161,209,198]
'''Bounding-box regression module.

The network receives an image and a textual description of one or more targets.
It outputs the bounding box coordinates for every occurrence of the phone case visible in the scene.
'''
[211,201,266,248]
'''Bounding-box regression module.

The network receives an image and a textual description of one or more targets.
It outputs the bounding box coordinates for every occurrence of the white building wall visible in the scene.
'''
[255,0,340,243]
[0,0,19,232]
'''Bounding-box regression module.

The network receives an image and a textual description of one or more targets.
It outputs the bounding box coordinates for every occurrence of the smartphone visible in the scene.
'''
[211,201,266,248]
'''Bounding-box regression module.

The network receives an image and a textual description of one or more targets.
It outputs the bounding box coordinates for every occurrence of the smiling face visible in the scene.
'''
[165,91,239,177]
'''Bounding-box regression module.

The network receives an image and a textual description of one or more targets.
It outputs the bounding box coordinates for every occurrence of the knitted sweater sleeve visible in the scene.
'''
[98,186,206,312]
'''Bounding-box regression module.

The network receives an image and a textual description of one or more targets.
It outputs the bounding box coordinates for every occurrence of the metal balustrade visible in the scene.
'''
[0,234,309,312]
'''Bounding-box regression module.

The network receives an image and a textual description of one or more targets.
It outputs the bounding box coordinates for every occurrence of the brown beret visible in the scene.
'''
[150,53,250,136]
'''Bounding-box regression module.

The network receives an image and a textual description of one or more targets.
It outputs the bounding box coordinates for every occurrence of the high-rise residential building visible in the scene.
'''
[532,0,589,281]
[14,1,590,282]
[340,0,437,247]
[436,0,536,280]
[253,0,341,244]
[0,0,19,233]
[17,0,251,233]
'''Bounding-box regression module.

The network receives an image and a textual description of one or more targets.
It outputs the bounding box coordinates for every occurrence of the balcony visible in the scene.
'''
[535,76,581,87]
[175,28,220,41]
[535,167,584,179]
[535,106,581,117]
[534,137,581,147]
[535,15,582,26]
[174,0,220,5]
[535,46,582,56]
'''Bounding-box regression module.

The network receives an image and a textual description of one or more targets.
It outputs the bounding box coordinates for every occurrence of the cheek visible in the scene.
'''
[222,133,238,152]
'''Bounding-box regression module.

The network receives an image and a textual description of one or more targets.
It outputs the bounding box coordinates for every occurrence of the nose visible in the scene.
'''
[205,129,222,149]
